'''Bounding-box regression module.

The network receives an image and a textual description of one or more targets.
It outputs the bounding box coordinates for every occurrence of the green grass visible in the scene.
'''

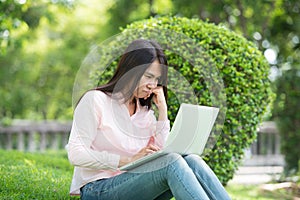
[226,183,297,200]
[0,150,297,199]
[0,149,78,200]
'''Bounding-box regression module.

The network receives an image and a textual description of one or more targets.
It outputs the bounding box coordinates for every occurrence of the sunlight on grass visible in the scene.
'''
[226,184,296,200]
[0,150,78,200]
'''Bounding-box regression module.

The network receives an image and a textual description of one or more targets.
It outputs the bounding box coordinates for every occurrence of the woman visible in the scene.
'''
[66,39,231,200]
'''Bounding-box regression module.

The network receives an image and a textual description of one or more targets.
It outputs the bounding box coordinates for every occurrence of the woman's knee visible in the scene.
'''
[184,154,201,162]
[183,154,206,168]
[164,152,182,161]
[183,154,215,177]
[164,153,203,168]
[158,153,183,168]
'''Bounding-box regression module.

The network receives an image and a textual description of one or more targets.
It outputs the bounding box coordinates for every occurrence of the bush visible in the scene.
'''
[85,16,274,184]
[273,68,300,173]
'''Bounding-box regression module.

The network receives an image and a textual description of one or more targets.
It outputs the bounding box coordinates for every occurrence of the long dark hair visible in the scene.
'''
[95,39,168,109]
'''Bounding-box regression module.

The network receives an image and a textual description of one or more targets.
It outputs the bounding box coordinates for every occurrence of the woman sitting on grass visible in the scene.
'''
[66,39,231,200]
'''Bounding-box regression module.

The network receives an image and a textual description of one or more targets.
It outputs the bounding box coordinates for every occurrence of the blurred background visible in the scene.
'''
[0,0,299,198]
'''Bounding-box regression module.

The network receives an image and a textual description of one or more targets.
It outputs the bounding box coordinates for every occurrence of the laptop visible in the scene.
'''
[119,103,219,171]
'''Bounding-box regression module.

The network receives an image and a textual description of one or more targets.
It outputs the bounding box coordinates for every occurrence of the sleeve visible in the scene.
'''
[66,91,120,170]
[151,114,170,148]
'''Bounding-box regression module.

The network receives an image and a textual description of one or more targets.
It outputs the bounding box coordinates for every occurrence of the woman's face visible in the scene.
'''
[134,59,162,99]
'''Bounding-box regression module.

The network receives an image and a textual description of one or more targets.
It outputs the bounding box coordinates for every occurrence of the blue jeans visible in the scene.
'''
[80,153,231,200]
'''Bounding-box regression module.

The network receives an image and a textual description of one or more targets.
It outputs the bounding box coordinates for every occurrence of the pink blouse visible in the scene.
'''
[66,90,170,195]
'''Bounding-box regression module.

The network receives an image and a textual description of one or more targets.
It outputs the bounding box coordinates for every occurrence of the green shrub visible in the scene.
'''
[273,68,300,173]
[86,16,274,184]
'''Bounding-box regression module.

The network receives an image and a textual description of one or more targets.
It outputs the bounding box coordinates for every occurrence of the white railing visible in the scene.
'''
[0,120,72,152]
[0,120,284,166]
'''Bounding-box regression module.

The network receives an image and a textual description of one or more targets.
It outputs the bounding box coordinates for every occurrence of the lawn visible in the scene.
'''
[0,150,296,199]
[0,150,78,200]
[226,183,297,200]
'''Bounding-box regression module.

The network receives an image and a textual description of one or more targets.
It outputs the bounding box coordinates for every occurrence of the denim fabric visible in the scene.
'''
[80,153,231,200]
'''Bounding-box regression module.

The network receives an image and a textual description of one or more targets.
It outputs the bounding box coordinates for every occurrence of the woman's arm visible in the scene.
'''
[152,87,168,121]
[151,87,170,148]
[66,91,120,170]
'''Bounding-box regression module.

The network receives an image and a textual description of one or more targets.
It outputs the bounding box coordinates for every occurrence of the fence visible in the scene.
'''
[0,120,72,152]
[0,120,284,166]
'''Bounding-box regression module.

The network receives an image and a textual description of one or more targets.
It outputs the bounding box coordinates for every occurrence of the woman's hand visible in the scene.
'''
[152,87,168,121]
[118,144,160,167]
[152,87,167,110]
[134,144,160,159]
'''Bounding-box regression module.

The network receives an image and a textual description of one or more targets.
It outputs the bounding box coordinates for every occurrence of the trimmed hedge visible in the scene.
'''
[86,16,274,184]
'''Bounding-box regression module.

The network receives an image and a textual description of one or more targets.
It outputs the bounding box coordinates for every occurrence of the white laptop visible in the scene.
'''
[119,103,219,171]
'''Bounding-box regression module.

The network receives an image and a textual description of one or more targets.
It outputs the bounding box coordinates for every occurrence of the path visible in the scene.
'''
[228,166,284,185]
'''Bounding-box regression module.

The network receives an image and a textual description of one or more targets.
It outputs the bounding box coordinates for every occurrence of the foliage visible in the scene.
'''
[1,0,298,122]
[0,0,297,186]
[0,0,75,120]
[106,2,300,172]
[106,0,172,36]
[104,2,300,180]
[0,1,111,121]
[107,0,300,69]
[273,68,300,172]
[0,150,78,200]
[89,16,274,184]
[0,0,75,54]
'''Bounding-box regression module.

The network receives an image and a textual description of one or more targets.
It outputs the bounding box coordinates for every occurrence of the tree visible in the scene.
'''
[0,0,75,54]
[106,0,172,36]
[0,0,85,121]
[273,69,300,172]
[106,0,300,72]
[0,0,68,120]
